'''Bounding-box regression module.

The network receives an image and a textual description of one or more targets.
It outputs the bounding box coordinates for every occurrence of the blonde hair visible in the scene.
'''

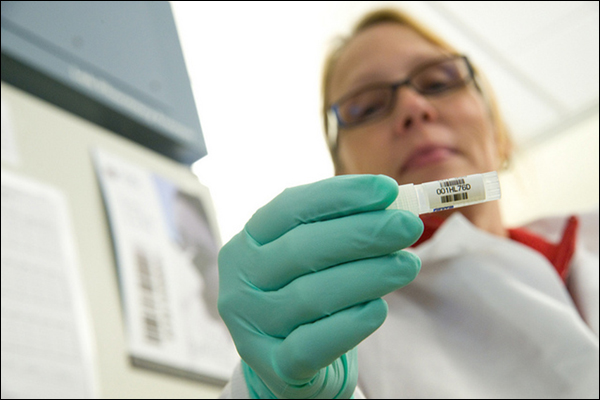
[322,8,513,173]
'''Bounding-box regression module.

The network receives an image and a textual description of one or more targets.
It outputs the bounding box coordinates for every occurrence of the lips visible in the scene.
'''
[402,146,456,172]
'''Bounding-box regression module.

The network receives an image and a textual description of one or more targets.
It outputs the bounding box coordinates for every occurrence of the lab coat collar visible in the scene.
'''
[411,212,502,262]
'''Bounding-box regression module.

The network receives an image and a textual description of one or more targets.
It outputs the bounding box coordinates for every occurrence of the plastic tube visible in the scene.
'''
[387,171,501,215]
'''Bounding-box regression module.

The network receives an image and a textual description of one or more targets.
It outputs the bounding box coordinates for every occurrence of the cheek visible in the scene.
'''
[451,94,497,150]
[442,92,502,170]
[450,92,490,130]
[337,129,390,174]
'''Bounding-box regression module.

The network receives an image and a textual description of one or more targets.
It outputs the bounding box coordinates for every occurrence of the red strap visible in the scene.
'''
[509,216,579,282]
[412,215,446,248]
[413,215,579,282]
[554,216,579,280]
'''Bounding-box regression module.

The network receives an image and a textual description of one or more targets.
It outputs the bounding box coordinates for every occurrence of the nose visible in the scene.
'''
[391,87,438,134]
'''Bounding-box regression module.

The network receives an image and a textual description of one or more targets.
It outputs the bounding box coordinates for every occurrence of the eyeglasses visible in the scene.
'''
[326,55,475,146]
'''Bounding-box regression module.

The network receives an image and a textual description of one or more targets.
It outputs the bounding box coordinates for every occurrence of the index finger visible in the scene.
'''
[245,174,399,245]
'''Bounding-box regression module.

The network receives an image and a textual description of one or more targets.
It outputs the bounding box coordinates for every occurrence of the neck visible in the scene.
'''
[433,201,507,238]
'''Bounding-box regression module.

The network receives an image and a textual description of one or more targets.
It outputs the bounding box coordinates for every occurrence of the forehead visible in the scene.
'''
[329,23,449,102]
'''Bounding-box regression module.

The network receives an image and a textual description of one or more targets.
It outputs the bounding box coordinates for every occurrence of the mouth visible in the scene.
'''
[402,146,457,173]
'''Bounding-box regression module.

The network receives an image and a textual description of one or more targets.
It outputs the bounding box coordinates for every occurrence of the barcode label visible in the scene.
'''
[421,173,487,212]
[136,247,173,345]
[440,192,469,204]
[440,178,465,187]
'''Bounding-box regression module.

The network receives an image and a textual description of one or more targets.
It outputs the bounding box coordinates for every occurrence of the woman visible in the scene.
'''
[218,8,599,399]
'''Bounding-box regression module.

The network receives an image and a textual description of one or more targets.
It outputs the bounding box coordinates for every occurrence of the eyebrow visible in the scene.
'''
[343,70,393,96]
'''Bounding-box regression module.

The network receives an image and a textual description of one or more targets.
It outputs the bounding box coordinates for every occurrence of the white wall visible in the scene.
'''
[500,112,599,227]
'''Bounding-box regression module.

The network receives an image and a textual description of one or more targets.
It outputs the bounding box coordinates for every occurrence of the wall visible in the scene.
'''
[1,81,224,398]
[500,112,599,227]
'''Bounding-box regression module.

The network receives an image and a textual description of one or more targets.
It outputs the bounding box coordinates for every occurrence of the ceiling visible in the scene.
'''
[415,1,599,148]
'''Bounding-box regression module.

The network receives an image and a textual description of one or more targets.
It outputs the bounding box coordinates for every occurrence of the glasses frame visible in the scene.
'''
[326,55,475,148]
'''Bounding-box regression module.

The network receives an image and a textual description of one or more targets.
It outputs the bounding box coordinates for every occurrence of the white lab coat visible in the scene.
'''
[221,210,599,399]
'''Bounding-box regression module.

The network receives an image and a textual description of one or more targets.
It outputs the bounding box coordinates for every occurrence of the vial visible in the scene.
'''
[387,171,501,215]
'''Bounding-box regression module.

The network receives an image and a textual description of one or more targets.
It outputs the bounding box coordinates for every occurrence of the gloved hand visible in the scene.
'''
[218,175,423,399]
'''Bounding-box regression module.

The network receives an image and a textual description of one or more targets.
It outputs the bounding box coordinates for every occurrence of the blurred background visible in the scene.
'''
[171,1,599,245]
[1,2,598,398]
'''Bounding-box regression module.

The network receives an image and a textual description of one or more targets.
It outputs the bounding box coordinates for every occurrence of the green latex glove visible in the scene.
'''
[218,175,424,399]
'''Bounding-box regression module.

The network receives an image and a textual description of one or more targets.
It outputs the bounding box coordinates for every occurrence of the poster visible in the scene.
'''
[1,171,96,399]
[92,148,237,383]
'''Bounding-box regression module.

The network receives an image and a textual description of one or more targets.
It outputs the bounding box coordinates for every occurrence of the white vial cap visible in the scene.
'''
[482,171,501,201]
[389,184,420,215]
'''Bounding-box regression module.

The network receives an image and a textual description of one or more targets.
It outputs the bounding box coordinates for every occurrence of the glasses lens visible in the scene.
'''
[412,57,472,95]
[337,87,392,126]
